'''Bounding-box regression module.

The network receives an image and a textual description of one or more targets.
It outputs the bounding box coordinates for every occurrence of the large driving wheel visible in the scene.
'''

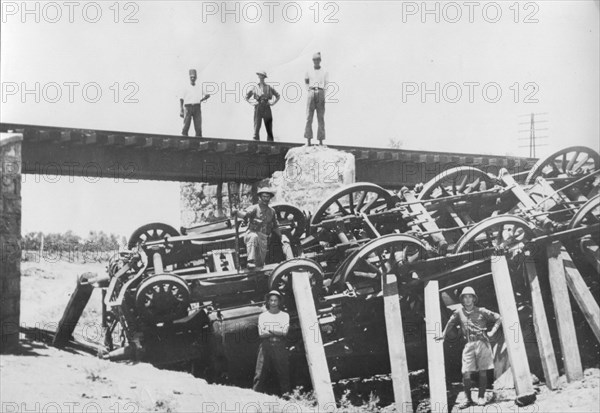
[454,216,535,260]
[309,183,394,235]
[272,203,307,239]
[525,146,600,196]
[568,195,600,245]
[417,167,495,201]
[135,273,191,323]
[334,234,427,287]
[269,258,324,294]
[128,223,181,254]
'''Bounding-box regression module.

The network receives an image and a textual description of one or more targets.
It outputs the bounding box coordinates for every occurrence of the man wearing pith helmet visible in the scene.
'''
[253,290,290,395]
[436,286,502,409]
[231,187,282,269]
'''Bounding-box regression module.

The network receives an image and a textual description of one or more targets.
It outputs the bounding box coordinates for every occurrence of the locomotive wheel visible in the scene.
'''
[417,167,495,201]
[568,195,600,245]
[135,273,191,323]
[272,203,307,239]
[309,183,394,234]
[268,258,324,296]
[525,146,600,191]
[454,215,535,259]
[128,223,181,254]
[335,234,427,288]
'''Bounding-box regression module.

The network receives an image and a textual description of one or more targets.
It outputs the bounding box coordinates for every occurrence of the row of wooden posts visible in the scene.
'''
[292,239,600,411]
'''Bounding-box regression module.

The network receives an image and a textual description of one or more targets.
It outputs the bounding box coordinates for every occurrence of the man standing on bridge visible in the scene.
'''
[245,70,280,141]
[304,52,328,146]
[180,69,210,137]
[436,287,502,408]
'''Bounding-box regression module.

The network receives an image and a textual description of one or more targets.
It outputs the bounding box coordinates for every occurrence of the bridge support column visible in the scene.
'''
[1,133,23,354]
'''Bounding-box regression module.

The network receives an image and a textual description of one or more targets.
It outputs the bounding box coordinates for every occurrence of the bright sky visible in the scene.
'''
[2,1,599,237]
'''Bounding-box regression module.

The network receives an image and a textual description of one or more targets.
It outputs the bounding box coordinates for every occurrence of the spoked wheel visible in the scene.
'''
[334,234,427,288]
[525,146,600,196]
[272,203,307,239]
[569,195,600,244]
[268,259,324,309]
[269,259,324,294]
[454,216,535,261]
[135,273,191,323]
[417,167,496,201]
[309,183,394,235]
[128,223,181,255]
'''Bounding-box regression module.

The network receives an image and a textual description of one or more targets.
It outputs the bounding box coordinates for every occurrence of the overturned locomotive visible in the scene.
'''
[59,145,600,393]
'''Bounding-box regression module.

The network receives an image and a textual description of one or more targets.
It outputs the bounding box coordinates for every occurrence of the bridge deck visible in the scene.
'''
[0,123,536,187]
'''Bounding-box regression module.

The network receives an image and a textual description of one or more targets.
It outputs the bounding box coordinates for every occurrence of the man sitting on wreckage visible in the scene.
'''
[231,187,284,269]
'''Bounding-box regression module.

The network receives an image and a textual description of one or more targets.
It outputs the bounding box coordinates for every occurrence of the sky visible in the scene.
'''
[2,1,599,237]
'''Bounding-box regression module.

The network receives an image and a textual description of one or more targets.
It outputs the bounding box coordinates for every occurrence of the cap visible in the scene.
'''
[459,286,478,303]
[257,187,275,197]
[256,70,267,78]
[266,290,282,298]
[189,69,197,75]
[312,52,321,60]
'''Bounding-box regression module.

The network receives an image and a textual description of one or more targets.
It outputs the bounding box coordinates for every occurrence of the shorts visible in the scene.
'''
[461,340,494,373]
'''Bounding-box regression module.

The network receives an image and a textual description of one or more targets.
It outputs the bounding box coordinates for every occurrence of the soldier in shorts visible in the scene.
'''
[436,287,502,408]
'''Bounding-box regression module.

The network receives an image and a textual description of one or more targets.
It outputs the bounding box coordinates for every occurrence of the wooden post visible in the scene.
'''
[524,259,560,390]
[53,279,94,347]
[424,280,447,412]
[382,273,413,413]
[559,247,600,343]
[491,255,536,404]
[291,271,336,410]
[579,237,600,274]
[547,241,584,382]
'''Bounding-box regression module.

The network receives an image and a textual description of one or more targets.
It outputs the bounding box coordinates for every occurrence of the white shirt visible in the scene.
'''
[305,67,329,90]
[181,83,206,104]
[258,310,289,338]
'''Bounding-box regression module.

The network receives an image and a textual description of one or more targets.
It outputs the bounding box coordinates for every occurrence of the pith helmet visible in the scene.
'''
[257,187,275,197]
[312,52,321,60]
[460,286,478,303]
[256,70,267,78]
[265,290,283,308]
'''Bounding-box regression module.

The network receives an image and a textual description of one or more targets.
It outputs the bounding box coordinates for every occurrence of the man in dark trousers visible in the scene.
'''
[436,287,502,408]
[253,290,290,396]
[180,69,210,137]
[245,71,280,141]
[304,52,329,146]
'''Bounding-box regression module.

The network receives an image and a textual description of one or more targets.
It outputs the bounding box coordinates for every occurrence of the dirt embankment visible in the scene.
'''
[2,260,599,412]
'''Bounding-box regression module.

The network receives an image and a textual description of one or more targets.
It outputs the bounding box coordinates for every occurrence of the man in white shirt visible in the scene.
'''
[304,52,329,146]
[180,69,210,137]
[252,290,290,395]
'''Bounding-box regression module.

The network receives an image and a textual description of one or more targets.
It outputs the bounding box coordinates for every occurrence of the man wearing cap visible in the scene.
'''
[253,290,290,395]
[246,71,280,141]
[436,287,502,408]
[304,52,329,146]
[231,188,282,269]
[180,69,211,137]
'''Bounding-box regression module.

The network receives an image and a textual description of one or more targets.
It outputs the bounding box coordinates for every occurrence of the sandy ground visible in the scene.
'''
[1,260,598,412]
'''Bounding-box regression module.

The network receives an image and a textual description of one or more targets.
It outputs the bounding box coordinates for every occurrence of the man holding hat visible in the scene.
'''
[304,52,329,146]
[245,71,280,141]
[231,187,282,269]
[253,290,290,395]
[436,286,502,408]
[180,69,211,137]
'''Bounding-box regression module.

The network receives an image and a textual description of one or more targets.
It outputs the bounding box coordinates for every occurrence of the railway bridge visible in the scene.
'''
[0,123,536,354]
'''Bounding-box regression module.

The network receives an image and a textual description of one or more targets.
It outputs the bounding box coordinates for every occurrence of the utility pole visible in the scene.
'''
[518,112,548,158]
